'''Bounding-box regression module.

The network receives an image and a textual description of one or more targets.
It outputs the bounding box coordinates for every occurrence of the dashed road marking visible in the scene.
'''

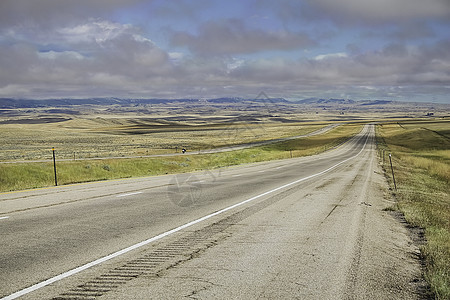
[191,180,205,184]
[116,192,143,198]
[0,216,10,220]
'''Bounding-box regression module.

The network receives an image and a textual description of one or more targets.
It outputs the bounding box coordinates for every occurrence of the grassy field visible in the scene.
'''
[0,116,328,161]
[376,119,450,299]
[0,123,362,192]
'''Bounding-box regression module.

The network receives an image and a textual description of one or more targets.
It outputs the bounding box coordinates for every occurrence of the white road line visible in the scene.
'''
[0,216,10,220]
[275,166,282,169]
[116,192,143,198]
[258,170,265,173]
[1,128,370,300]
[191,180,205,184]
[232,174,242,177]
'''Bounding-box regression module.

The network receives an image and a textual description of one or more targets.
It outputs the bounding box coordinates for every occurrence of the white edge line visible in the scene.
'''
[191,180,205,184]
[0,216,10,220]
[1,127,370,300]
[116,192,143,198]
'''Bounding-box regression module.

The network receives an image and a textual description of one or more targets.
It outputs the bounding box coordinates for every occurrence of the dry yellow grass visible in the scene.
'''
[0,122,361,192]
[0,116,326,161]
[377,119,450,299]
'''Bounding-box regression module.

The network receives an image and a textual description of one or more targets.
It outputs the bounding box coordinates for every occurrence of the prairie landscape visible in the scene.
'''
[1,98,449,298]
[1,1,450,299]
[2,98,446,190]
[0,98,375,190]
[1,98,444,162]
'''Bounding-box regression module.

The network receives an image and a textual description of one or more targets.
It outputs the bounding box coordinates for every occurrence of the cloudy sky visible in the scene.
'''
[0,0,449,103]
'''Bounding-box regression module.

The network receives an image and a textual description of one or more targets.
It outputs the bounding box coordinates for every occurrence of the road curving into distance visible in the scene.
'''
[0,124,425,299]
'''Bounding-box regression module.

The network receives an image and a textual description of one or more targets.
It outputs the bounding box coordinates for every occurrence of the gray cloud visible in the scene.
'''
[0,19,175,97]
[2,39,449,100]
[389,22,436,40]
[271,0,450,33]
[0,0,146,27]
[0,1,449,102]
[359,22,437,43]
[170,19,316,56]
[304,0,450,25]
[227,40,450,89]
[1,36,449,100]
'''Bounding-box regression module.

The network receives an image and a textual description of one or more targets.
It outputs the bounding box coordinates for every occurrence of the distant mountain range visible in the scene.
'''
[295,98,355,104]
[0,97,393,109]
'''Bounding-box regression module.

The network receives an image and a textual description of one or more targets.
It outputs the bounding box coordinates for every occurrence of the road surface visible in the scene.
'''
[0,124,425,299]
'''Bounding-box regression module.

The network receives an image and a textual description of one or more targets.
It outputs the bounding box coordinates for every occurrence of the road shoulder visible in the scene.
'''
[347,158,429,299]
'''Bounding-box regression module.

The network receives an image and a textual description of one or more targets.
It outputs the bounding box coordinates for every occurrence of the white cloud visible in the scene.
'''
[227,59,245,72]
[38,50,85,60]
[168,52,185,63]
[56,20,143,46]
[314,52,348,60]
[89,72,125,86]
[0,84,31,96]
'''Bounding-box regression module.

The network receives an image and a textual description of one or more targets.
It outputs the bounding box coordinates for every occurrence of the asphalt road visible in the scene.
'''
[0,124,424,299]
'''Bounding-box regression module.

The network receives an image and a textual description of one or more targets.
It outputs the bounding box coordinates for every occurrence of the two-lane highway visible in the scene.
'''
[0,124,424,299]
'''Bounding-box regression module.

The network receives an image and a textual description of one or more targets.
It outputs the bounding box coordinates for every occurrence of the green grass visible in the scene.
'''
[0,124,361,192]
[376,120,450,299]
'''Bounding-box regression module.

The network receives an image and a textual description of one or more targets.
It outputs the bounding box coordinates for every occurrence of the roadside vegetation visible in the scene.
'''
[376,120,450,299]
[0,123,361,192]
[0,117,325,161]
